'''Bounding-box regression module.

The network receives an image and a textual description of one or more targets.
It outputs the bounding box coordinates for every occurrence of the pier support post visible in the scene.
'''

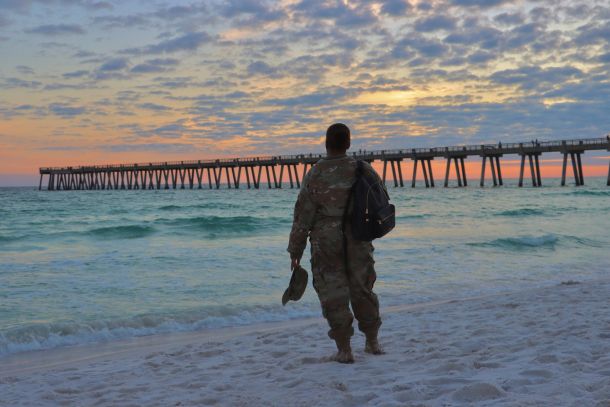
[390,160,398,187]
[576,153,584,186]
[225,167,231,189]
[561,153,568,186]
[534,154,542,187]
[518,155,525,187]
[302,163,309,186]
[245,166,251,189]
[179,168,186,189]
[607,158,610,186]
[187,169,194,189]
[427,159,435,187]
[444,158,451,187]
[171,169,178,189]
[421,160,430,188]
[396,160,404,187]
[293,164,301,189]
[480,157,486,187]
[454,158,462,187]
[568,152,585,187]
[382,160,388,185]
[256,166,262,189]
[264,166,272,189]
[528,154,537,187]
[271,165,278,188]
[39,174,43,191]
[163,170,170,189]
[287,164,294,188]
[570,153,579,186]
[278,165,285,189]
[495,157,503,186]
[460,157,467,186]
[213,167,221,189]
[195,168,202,189]
[517,154,541,188]
[490,156,498,186]
[411,159,418,188]
[155,171,162,190]
[234,166,241,189]
[138,170,145,190]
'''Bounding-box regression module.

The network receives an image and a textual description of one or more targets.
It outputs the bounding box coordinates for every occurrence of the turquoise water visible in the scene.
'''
[1,179,609,356]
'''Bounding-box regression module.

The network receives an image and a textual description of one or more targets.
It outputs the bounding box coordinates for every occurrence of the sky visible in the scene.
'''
[1,0,610,185]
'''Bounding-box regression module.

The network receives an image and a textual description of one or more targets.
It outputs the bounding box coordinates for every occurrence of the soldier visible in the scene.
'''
[287,123,384,364]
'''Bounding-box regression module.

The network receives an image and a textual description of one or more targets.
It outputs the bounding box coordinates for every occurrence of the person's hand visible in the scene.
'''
[291,256,300,271]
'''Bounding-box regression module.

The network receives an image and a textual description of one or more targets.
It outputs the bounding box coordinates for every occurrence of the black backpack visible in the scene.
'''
[343,160,395,242]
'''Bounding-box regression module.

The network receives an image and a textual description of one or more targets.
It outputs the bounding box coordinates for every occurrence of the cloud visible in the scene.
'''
[292,0,377,28]
[137,102,172,111]
[101,142,196,153]
[494,12,525,26]
[379,0,411,16]
[1,0,112,13]
[25,24,85,35]
[122,32,212,55]
[415,15,456,32]
[0,14,10,27]
[130,58,180,74]
[62,70,89,79]
[48,103,86,117]
[449,0,510,7]
[15,65,34,74]
[489,66,583,91]
[246,60,280,77]
[265,86,355,107]
[0,77,42,89]
[153,4,207,20]
[98,57,130,72]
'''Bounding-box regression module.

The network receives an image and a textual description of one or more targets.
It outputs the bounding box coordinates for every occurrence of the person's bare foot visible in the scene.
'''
[364,338,385,355]
[333,349,355,363]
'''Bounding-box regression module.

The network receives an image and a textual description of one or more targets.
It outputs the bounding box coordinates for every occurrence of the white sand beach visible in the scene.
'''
[2,279,610,407]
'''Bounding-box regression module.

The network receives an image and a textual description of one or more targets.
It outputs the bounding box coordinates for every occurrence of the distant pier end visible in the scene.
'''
[39,137,610,191]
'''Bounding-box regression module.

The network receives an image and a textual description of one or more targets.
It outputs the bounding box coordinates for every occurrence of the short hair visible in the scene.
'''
[325,123,351,151]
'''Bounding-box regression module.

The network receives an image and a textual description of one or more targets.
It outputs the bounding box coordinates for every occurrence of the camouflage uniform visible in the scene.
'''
[287,155,382,341]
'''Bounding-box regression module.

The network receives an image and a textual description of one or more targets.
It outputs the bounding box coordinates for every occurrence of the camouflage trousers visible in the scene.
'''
[309,220,381,340]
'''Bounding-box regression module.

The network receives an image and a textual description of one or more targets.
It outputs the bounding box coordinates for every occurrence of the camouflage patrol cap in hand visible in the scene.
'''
[282,265,308,306]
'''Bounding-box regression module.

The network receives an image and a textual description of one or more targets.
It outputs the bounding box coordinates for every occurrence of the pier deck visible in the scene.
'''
[39,137,610,190]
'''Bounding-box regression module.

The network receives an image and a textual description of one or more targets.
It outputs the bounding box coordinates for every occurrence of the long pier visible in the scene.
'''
[39,137,610,191]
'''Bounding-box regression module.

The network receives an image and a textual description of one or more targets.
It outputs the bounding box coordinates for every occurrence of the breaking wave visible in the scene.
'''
[155,215,290,236]
[86,225,156,239]
[469,234,559,250]
[496,208,546,217]
[0,304,318,357]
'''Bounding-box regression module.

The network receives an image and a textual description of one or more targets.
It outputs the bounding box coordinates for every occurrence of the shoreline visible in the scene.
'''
[0,282,563,377]
[3,279,610,406]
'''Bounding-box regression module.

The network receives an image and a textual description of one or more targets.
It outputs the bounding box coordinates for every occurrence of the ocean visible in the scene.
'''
[1,179,609,357]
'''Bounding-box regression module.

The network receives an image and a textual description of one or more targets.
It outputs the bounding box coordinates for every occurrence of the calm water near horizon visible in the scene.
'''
[1,179,609,357]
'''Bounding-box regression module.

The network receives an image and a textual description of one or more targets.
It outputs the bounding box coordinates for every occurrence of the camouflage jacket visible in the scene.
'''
[287,154,383,259]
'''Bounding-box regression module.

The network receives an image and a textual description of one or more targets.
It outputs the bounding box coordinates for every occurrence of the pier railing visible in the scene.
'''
[39,136,610,190]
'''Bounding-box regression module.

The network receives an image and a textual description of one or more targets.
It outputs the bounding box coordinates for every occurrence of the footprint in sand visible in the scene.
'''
[452,383,504,402]
[520,369,553,379]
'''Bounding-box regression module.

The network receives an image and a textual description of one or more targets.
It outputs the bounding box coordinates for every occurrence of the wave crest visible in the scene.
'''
[87,225,155,239]
[469,234,559,250]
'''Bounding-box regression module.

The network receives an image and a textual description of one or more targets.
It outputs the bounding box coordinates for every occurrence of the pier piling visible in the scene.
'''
[38,136,610,191]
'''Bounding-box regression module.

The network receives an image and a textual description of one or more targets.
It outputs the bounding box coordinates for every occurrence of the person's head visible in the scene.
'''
[325,123,351,154]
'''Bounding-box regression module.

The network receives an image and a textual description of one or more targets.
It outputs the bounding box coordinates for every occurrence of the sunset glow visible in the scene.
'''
[1,0,609,185]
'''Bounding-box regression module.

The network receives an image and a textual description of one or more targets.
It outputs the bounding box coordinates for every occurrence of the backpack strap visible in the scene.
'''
[341,160,363,275]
